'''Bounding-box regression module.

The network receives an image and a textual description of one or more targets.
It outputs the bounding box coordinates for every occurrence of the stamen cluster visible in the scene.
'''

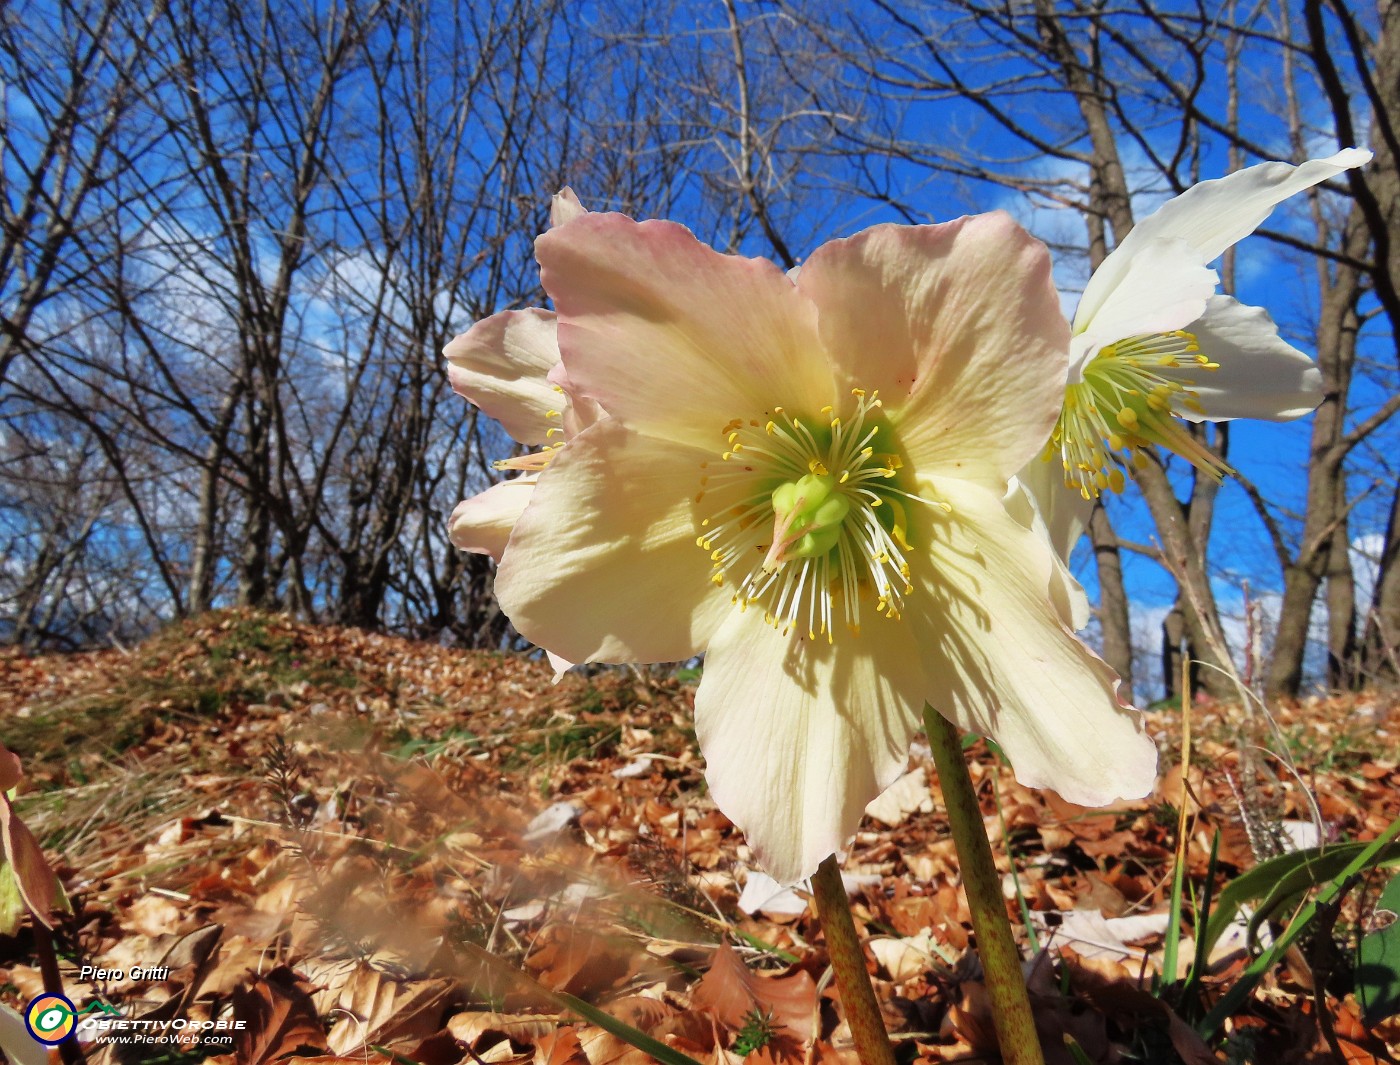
[694,389,932,642]
[1048,331,1229,498]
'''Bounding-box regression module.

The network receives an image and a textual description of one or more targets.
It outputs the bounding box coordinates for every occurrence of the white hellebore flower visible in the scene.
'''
[457,208,1156,885]
[1033,148,1372,557]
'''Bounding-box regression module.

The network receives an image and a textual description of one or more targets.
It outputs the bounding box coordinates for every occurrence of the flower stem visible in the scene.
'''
[923,705,1045,1065]
[810,854,896,1065]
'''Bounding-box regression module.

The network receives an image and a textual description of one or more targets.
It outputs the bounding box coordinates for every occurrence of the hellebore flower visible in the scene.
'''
[477,209,1155,884]
[1042,148,1371,537]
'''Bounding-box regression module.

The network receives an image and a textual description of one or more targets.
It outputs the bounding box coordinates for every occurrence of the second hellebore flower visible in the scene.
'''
[454,209,1157,885]
[1037,148,1371,553]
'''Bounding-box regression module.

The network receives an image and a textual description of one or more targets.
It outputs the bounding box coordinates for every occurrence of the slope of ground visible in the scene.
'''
[1,609,1398,1064]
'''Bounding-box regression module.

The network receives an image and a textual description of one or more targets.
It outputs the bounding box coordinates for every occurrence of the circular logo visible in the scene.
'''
[25,993,76,1044]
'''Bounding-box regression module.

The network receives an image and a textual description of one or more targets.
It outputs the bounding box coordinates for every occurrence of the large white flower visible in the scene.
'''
[1034,148,1371,554]
[473,209,1155,884]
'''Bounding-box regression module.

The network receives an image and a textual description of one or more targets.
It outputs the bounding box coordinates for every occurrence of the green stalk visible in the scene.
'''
[924,705,1045,1065]
[810,855,897,1065]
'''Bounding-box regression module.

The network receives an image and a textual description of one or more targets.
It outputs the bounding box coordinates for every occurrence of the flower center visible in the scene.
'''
[1047,331,1231,498]
[695,388,930,642]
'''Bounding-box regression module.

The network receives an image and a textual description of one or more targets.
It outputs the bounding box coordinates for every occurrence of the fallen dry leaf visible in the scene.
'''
[232,965,328,1064]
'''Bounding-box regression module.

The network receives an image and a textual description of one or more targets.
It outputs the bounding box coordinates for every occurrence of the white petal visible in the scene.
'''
[545,650,573,682]
[696,607,927,885]
[1070,239,1218,378]
[1076,149,1372,333]
[909,478,1157,806]
[444,309,560,445]
[550,187,587,227]
[448,476,538,560]
[494,419,732,665]
[1176,295,1323,422]
[798,213,1069,484]
[1003,472,1091,629]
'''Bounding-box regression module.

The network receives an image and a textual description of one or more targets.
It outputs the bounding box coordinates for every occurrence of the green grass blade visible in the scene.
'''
[1199,816,1400,1040]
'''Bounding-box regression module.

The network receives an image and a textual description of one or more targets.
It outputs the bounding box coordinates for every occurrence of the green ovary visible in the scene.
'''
[770,473,851,560]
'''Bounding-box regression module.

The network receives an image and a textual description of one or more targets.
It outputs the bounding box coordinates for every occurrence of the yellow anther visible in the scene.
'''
[1116,407,1140,431]
[1108,468,1126,494]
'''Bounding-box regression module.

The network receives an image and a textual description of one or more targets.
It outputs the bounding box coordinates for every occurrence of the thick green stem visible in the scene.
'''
[810,854,896,1065]
[923,705,1045,1065]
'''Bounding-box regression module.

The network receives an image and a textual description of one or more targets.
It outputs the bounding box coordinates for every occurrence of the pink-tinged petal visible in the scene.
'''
[1076,149,1372,331]
[696,607,928,885]
[0,743,20,794]
[551,187,587,227]
[444,309,560,445]
[536,214,834,452]
[1003,473,1091,629]
[546,360,604,437]
[1068,239,1218,378]
[909,478,1157,806]
[495,418,732,664]
[1177,296,1323,422]
[796,213,1069,484]
[0,799,56,927]
[449,476,538,561]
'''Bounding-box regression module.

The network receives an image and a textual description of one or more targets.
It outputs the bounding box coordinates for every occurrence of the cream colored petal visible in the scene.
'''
[535,213,834,453]
[444,308,560,445]
[1069,238,1218,379]
[494,419,732,664]
[545,651,573,682]
[1003,472,1091,629]
[695,606,927,885]
[448,476,538,561]
[551,187,587,227]
[546,360,604,436]
[1076,149,1372,331]
[796,212,1069,484]
[909,478,1157,806]
[1175,296,1323,422]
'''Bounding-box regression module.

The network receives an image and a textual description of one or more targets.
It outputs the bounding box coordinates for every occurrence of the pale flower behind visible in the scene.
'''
[445,188,598,563]
[468,209,1156,884]
[1032,148,1371,557]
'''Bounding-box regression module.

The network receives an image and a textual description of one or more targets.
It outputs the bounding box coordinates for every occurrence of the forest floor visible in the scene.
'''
[2,608,1399,1065]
